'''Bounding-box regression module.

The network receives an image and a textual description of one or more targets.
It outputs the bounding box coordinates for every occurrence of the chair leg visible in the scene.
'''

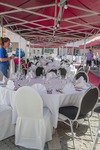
[91,123,100,150]
[97,113,100,122]
[75,121,79,129]
[91,134,99,150]
[87,118,93,141]
[70,121,76,149]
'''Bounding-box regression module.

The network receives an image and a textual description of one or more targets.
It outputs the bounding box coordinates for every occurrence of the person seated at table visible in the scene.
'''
[14,56,23,73]
[0,37,14,78]
[27,59,31,68]
[22,60,28,75]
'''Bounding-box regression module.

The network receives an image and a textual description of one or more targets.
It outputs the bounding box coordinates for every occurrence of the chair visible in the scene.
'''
[58,68,67,78]
[0,105,15,141]
[84,66,90,73]
[32,83,47,94]
[77,65,84,72]
[14,86,52,150]
[98,83,100,98]
[75,71,88,82]
[91,93,100,150]
[36,67,44,76]
[94,83,100,108]
[59,87,99,149]
[48,69,57,74]
[91,101,100,150]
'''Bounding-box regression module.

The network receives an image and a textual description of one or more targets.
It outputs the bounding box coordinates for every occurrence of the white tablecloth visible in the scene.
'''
[0,86,86,128]
[15,78,67,91]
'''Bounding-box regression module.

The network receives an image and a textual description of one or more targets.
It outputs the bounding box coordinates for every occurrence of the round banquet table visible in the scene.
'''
[0,78,89,128]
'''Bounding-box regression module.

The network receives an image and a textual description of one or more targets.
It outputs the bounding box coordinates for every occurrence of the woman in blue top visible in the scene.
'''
[0,37,13,78]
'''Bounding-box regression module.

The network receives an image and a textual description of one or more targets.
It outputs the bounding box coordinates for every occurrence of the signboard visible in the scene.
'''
[45,48,54,54]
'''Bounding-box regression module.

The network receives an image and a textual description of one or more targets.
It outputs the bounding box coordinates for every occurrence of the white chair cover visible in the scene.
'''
[46,72,57,80]
[0,105,15,140]
[31,64,36,71]
[14,86,52,150]
[69,65,77,75]
[32,83,47,94]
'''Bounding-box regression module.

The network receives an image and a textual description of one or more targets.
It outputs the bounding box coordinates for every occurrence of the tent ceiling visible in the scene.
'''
[0,0,100,46]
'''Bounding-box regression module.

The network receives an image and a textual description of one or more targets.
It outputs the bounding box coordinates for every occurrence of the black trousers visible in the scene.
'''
[86,60,92,66]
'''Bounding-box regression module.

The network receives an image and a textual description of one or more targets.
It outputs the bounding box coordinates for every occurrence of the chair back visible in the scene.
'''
[98,83,100,91]
[15,86,43,119]
[75,71,88,82]
[49,69,57,74]
[32,83,47,94]
[78,67,84,72]
[59,68,67,78]
[36,67,44,76]
[78,87,99,118]
[98,83,100,97]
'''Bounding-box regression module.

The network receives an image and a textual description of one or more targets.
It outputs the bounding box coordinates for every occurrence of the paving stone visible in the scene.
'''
[0,113,99,150]
[48,130,61,150]
[3,148,11,150]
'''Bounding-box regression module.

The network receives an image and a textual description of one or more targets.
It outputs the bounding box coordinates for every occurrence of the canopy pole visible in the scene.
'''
[58,47,59,56]
[18,35,21,73]
[72,42,74,63]
[62,46,63,57]
[0,16,3,37]
[83,38,86,65]
[66,46,67,55]
[44,47,45,56]
[29,40,31,60]
[66,46,67,60]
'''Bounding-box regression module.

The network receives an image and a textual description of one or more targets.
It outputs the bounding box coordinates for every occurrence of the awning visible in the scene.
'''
[0,0,100,46]
[79,37,100,48]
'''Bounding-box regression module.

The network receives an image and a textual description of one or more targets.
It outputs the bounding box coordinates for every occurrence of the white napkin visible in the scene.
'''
[46,72,57,80]
[70,64,75,71]
[32,83,47,94]
[63,83,75,93]
[26,71,35,79]
[6,80,15,90]
[75,77,86,89]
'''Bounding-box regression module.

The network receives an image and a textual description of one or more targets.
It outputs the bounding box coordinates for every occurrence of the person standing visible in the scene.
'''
[86,49,93,67]
[0,37,14,78]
